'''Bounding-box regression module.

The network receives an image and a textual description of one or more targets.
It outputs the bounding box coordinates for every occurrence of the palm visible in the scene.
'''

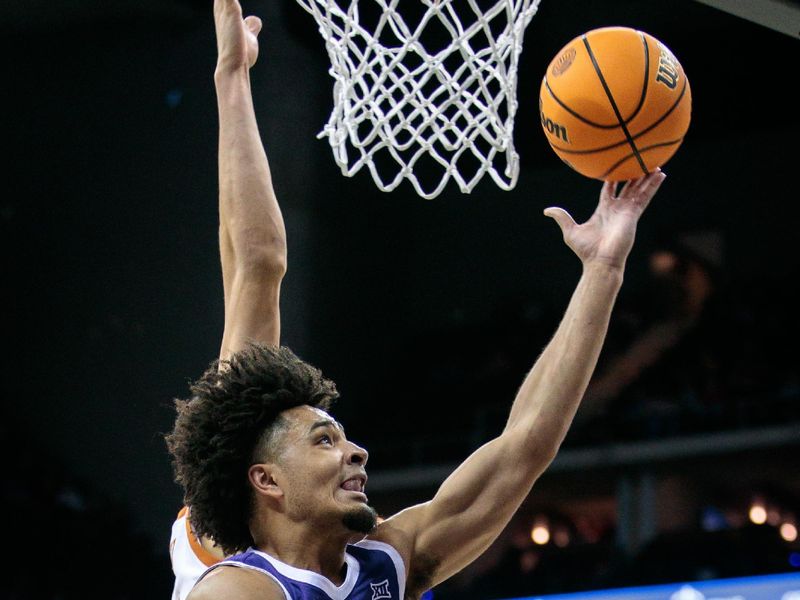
[546,172,665,269]
[568,197,638,265]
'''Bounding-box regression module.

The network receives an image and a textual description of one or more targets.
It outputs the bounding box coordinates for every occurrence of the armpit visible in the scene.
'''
[405,552,440,600]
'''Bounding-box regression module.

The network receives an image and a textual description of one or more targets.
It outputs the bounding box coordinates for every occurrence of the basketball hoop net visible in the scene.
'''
[294,0,542,199]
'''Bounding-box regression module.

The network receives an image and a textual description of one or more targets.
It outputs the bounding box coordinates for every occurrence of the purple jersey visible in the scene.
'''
[199,540,406,600]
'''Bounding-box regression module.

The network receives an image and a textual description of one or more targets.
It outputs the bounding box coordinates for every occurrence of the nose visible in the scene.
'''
[346,441,369,466]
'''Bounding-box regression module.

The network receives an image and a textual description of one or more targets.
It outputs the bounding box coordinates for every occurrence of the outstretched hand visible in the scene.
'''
[544,170,666,270]
[214,0,262,75]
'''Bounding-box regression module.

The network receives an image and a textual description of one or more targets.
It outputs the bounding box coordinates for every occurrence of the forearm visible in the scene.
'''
[394,267,624,587]
[504,262,624,458]
[400,276,623,588]
[215,65,286,358]
[215,68,287,276]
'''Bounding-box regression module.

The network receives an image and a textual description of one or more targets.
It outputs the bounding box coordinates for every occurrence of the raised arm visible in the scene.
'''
[176,0,286,571]
[376,172,666,593]
[214,0,286,360]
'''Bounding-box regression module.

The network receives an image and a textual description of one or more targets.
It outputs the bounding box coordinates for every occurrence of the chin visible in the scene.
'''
[342,504,378,534]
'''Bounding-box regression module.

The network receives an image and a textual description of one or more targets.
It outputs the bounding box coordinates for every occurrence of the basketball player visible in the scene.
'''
[166,1,667,599]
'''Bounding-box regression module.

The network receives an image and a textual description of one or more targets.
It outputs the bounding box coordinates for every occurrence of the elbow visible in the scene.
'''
[506,427,561,477]
[525,441,560,475]
[238,240,287,280]
[225,219,288,279]
[264,244,288,279]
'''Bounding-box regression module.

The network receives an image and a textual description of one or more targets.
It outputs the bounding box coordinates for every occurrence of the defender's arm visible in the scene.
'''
[215,0,286,361]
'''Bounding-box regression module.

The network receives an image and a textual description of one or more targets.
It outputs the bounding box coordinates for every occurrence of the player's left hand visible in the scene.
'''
[544,169,666,270]
[214,0,262,74]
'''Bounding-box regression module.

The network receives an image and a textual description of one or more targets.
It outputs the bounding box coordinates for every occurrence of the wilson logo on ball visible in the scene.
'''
[540,112,569,142]
[656,44,680,89]
[551,47,576,77]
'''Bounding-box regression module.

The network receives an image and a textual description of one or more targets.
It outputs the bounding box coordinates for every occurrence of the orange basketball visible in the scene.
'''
[539,26,691,181]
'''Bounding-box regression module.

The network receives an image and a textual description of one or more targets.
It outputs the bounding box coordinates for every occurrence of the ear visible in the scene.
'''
[248,463,284,501]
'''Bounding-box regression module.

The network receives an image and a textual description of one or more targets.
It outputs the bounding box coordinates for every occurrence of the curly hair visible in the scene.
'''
[165,343,338,555]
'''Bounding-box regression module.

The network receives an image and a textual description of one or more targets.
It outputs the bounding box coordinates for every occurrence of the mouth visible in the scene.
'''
[340,475,367,497]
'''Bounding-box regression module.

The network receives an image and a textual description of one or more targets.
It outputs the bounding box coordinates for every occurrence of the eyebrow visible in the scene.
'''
[309,419,345,436]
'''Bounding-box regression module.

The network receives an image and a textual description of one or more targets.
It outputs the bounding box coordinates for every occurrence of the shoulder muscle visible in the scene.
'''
[188,565,285,600]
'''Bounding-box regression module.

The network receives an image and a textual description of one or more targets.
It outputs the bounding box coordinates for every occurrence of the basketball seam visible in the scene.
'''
[547,77,689,155]
[627,78,689,148]
[599,138,684,179]
[624,32,651,125]
[582,34,649,176]
[544,78,621,129]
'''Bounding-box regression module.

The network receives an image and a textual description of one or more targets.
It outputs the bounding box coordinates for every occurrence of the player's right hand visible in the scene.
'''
[544,170,666,270]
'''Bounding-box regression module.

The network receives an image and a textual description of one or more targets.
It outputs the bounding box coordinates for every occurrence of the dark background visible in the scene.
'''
[4,0,799,597]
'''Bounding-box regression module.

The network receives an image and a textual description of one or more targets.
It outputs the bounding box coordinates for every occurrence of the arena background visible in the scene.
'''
[4,1,799,597]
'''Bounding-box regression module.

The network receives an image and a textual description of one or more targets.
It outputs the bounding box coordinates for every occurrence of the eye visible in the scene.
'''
[317,434,333,445]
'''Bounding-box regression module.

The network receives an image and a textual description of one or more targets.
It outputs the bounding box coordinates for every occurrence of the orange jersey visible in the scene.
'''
[169,507,222,600]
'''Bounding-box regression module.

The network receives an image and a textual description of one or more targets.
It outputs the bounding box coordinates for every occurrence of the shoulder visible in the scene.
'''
[361,522,415,574]
[351,536,406,564]
[188,565,286,600]
[367,504,433,567]
[367,512,416,557]
[366,512,439,599]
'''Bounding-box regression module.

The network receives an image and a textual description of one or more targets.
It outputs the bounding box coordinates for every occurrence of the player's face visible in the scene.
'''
[275,406,376,534]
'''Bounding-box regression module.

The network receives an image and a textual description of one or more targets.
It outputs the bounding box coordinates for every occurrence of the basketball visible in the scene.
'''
[539,26,691,181]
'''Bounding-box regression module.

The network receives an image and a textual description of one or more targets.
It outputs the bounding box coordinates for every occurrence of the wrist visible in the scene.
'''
[214,64,250,87]
[582,260,625,282]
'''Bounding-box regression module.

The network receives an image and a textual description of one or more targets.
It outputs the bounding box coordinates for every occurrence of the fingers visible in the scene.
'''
[640,168,667,196]
[616,169,666,198]
[544,207,577,237]
[214,0,259,34]
[630,169,666,209]
[599,179,617,205]
[214,0,243,21]
[245,16,263,36]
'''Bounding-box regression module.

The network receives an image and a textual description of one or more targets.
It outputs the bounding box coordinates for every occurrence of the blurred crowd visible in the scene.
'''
[369,228,800,599]
[0,409,173,599]
[432,515,796,599]
[368,229,800,464]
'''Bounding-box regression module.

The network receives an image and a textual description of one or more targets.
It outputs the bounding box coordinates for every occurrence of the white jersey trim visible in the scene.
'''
[353,539,407,598]
[207,562,292,600]
[251,548,361,599]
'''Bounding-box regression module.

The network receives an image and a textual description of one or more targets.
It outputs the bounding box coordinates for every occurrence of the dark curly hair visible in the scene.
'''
[165,343,338,555]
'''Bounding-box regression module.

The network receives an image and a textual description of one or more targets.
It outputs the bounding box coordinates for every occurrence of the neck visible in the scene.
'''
[253,516,362,584]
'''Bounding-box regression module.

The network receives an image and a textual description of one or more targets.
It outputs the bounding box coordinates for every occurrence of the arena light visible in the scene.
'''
[531,518,550,545]
[749,502,767,525]
[781,523,798,543]
[553,527,570,548]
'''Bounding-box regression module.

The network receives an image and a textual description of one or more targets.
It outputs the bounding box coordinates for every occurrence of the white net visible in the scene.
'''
[294,0,542,199]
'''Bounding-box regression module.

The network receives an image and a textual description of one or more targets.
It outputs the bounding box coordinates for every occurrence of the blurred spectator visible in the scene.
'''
[373,225,800,462]
[571,230,728,443]
[620,524,792,586]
